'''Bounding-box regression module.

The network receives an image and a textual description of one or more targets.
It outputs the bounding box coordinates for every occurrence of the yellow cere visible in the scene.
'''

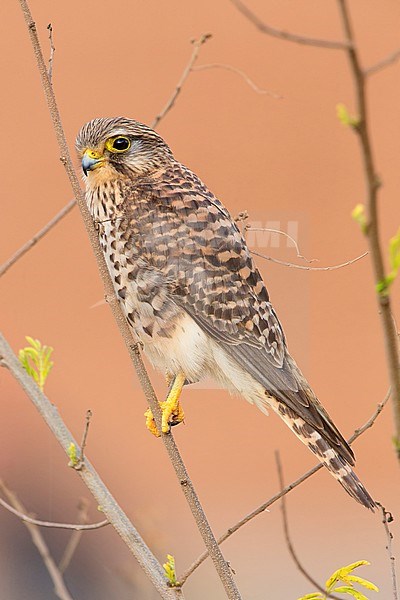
[84,148,103,160]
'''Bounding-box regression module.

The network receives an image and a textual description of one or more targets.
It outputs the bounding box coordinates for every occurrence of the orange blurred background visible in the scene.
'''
[1,1,399,598]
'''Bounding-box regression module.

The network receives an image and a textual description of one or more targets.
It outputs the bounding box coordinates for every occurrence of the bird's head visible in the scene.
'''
[75,117,173,185]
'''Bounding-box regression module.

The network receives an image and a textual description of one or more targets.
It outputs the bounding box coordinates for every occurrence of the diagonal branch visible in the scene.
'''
[0,480,75,600]
[151,33,211,129]
[0,198,76,279]
[0,34,209,281]
[179,388,390,583]
[337,0,400,459]
[365,48,400,77]
[16,2,240,597]
[250,248,368,271]
[0,333,182,600]
[230,0,350,50]
[192,63,282,98]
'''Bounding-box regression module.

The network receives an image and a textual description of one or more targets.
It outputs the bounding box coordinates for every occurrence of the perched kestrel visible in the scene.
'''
[76,117,374,509]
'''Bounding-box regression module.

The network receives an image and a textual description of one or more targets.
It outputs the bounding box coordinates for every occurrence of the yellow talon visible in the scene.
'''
[160,371,186,433]
[144,371,186,436]
[144,407,161,437]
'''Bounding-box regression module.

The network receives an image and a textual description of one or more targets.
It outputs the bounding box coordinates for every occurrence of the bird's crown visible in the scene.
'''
[76,117,173,179]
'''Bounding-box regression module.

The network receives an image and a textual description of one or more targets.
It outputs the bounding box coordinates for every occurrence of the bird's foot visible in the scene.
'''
[144,372,186,437]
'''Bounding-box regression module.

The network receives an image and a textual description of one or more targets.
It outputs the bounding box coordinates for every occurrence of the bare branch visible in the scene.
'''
[58,498,90,574]
[0,33,208,280]
[16,3,240,596]
[179,389,390,583]
[151,34,211,129]
[192,63,282,98]
[0,492,108,531]
[376,503,398,600]
[230,0,350,50]
[0,199,76,279]
[251,248,368,271]
[0,333,183,600]
[129,344,241,598]
[275,451,340,600]
[0,480,74,600]
[365,48,400,77]
[47,23,55,83]
[245,226,318,263]
[71,409,93,470]
[337,0,400,459]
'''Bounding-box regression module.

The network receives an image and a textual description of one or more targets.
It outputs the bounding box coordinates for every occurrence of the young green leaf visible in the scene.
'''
[389,229,400,270]
[376,228,400,296]
[351,204,367,234]
[336,103,360,128]
[346,575,379,592]
[18,336,54,391]
[67,442,79,467]
[333,587,369,600]
[301,560,377,600]
[163,554,179,587]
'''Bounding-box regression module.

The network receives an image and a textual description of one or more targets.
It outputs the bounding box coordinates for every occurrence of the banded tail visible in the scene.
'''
[273,402,375,510]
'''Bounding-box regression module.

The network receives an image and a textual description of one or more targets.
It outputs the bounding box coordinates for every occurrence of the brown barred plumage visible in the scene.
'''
[76,117,375,509]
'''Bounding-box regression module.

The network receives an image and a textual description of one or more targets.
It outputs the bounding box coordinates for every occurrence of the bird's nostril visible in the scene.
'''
[86,149,102,160]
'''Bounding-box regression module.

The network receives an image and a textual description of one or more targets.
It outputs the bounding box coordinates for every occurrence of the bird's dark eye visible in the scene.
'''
[105,136,131,153]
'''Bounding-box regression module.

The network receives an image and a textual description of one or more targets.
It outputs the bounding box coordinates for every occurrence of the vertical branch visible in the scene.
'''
[377,503,398,600]
[16,1,241,597]
[275,452,338,600]
[337,0,400,457]
[47,23,55,82]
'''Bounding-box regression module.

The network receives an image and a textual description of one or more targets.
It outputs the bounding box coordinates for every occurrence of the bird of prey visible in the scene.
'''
[76,117,374,509]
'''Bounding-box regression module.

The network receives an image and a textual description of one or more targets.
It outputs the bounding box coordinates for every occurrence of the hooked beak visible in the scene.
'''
[82,149,105,176]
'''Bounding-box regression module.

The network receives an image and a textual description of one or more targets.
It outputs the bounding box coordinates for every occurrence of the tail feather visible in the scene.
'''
[272,401,375,510]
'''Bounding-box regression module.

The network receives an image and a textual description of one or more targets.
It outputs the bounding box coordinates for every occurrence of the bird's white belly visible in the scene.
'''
[143,311,213,383]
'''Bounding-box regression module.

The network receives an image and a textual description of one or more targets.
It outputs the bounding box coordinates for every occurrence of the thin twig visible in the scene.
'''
[337,0,400,458]
[192,63,282,98]
[0,333,183,600]
[245,226,318,263]
[179,389,390,584]
[376,503,398,600]
[251,248,368,271]
[275,451,340,600]
[365,48,400,77]
[0,495,108,531]
[0,480,74,600]
[58,498,90,574]
[47,23,55,82]
[0,33,208,281]
[16,3,239,597]
[129,344,241,598]
[151,34,211,129]
[0,198,76,279]
[79,409,92,464]
[230,0,350,50]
